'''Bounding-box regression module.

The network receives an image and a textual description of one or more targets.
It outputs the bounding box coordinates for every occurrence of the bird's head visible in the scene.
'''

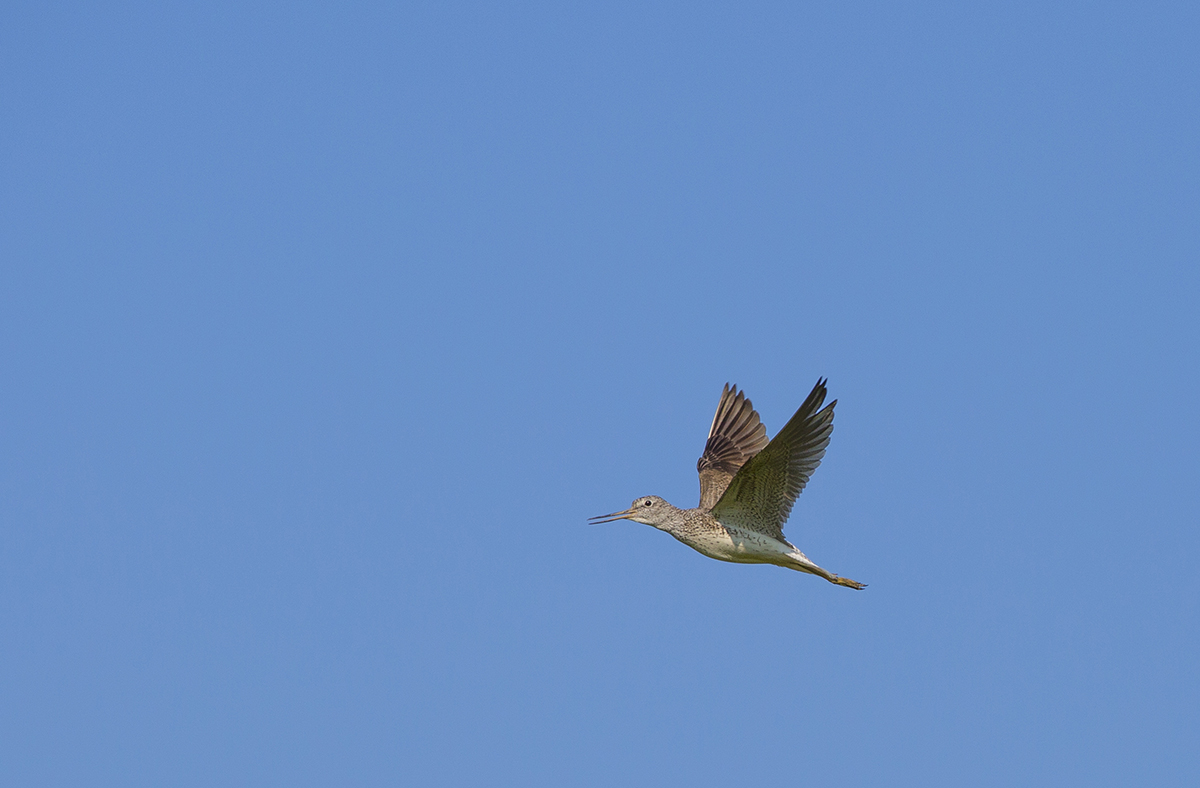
[588,495,676,529]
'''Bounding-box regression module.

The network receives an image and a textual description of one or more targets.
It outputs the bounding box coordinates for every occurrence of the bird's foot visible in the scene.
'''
[832,575,866,590]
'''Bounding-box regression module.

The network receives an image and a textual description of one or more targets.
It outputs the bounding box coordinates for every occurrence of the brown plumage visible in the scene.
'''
[591,378,863,589]
[696,384,770,509]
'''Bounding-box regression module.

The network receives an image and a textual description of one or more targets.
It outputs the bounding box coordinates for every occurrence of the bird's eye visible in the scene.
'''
[643,500,653,507]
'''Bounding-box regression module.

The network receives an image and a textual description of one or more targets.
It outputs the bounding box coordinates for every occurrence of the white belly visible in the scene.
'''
[676,527,796,565]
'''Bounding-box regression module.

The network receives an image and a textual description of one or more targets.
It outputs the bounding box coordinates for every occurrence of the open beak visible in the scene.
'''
[588,507,636,524]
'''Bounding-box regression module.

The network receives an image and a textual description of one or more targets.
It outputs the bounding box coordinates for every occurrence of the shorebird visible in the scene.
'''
[591,379,864,589]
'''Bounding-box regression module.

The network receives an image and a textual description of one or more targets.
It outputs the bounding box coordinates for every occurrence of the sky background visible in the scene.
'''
[2,1,1198,785]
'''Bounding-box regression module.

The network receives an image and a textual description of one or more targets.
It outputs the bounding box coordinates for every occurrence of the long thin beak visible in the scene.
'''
[588,507,636,524]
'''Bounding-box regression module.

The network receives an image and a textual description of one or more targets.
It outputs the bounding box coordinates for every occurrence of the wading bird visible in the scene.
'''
[591,379,864,589]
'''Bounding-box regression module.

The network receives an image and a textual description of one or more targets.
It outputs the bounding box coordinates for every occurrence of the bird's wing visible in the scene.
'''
[696,384,770,510]
[710,378,835,540]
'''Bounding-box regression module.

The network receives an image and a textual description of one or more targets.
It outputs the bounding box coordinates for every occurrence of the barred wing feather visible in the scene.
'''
[696,384,770,510]
[710,378,835,540]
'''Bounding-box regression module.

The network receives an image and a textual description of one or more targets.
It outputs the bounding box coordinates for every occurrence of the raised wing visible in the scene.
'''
[696,384,770,509]
[710,378,835,540]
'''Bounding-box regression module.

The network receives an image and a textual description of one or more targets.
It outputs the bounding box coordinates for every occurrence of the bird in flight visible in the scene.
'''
[591,379,864,589]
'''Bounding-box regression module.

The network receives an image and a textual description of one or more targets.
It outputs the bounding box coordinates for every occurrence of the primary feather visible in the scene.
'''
[696,384,769,509]
[709,378,835,541]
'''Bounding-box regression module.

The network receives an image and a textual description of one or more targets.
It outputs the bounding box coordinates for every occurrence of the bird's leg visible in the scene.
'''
[786,554,867,590]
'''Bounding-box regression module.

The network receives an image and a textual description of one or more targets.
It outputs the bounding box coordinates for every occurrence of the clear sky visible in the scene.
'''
[2,1,1197,785]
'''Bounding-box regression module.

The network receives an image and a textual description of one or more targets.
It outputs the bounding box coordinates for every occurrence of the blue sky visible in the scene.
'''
[2,1,1197,784]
